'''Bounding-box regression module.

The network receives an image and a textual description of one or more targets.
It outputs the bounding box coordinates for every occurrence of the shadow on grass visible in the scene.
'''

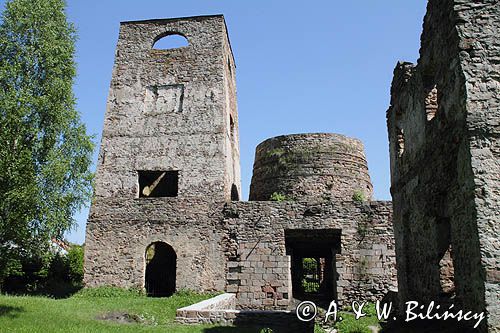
[200,308,314,333]
[203,322,313,333]
[203,327,275,333]
[3,281,83,299]
[380,318,482,333]
[36,281,83,299]
[0,305,24,318]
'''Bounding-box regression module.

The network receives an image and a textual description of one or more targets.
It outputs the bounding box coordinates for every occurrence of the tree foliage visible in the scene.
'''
[66,244,84,282]
[0,0,94,286]
[3,244,85,297]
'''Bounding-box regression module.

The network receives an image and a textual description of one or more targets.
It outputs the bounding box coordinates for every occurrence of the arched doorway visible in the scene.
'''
[145,242,176,297]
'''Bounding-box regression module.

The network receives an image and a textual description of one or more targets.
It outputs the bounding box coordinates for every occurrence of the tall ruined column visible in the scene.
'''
[387,0,499,331]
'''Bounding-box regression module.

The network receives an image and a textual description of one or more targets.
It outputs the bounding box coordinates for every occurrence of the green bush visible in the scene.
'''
[269,192,288,202]
[48,253,68,281]
[46,245,84,285]
[352,190,366,202]
[2,243,84,297]
[67,245,84,283]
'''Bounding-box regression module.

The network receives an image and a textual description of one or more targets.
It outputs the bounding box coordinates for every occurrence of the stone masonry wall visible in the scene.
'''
[222,28,241,200]
[92,15,239,202]
[387,0,499,331]
[84,196,397,309]
[84,197,227,291]
[222,200,396,310]
[85,14,398,317]
[455,1,500,329]
[249,133,373,202]
[85,16,240,288]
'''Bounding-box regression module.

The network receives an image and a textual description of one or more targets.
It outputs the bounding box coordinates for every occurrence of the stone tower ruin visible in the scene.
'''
[93,15,241,202]
[85,15,240,292]
[387,0,499,331]
[85,14,397,310]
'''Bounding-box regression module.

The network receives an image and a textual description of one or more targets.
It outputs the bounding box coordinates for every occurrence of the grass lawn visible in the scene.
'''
[0,287,383,333]
[333,309,380,333]
[314,302,381,333]
[0,288,237,333]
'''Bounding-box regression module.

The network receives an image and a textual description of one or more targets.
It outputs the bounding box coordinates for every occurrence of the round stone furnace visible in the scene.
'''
[249,133,373,202]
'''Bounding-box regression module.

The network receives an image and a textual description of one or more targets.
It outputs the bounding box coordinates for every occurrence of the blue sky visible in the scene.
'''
[1,1,428,244]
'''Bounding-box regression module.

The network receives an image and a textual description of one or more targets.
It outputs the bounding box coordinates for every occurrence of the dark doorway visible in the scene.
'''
[285,229,341,305]
[145,242,176,297]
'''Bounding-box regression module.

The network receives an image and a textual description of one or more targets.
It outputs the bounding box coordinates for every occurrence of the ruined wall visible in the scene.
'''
[222,30,241,200]
[387,0,499,331]
[455,1,500,329]
[85,198,226,290]
[85,15,240,288]
[222,200,396,310]
[91,15,239,202]
[85,14,398,315]
[249,134,373,202]
[84,197,397,306]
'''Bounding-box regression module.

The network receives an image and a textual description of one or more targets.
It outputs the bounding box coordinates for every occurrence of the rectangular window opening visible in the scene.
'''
[138,170,178,198]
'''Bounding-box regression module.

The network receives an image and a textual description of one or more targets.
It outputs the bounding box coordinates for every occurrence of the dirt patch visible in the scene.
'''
[96,311,145,324]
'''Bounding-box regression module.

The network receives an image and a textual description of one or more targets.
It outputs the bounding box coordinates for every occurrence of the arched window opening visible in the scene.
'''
[436,217,455,297]
[439,245,455,296]
[227,57,232,76]
[422,72,439,121]
[229,115,235,141]
[396,127,405,158]
[145,242,176,297]
[153,33,189,50]
[231,184,239,201]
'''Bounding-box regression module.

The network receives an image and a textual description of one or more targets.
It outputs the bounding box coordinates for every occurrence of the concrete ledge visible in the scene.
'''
[176,293,237,322]
[177,293,236,312]
[176,293,313,332]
